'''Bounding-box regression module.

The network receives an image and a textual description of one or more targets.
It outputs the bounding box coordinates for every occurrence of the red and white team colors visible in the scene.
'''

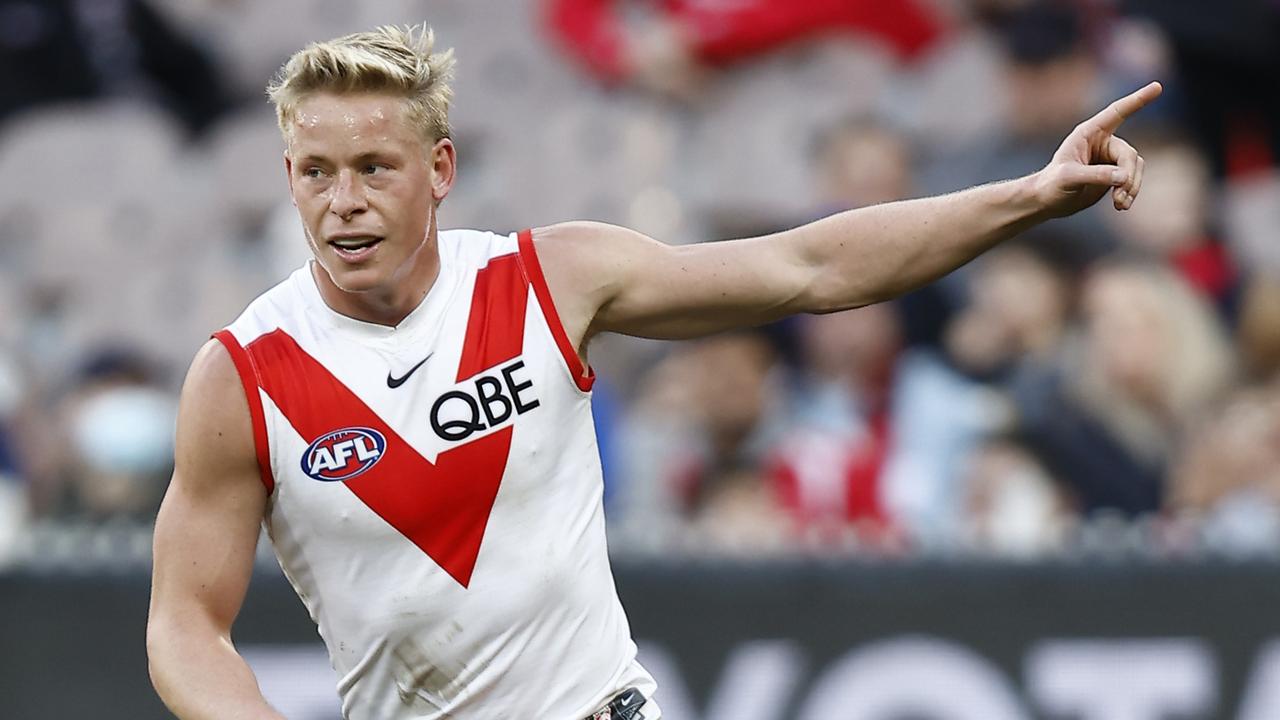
[213,229,659,719]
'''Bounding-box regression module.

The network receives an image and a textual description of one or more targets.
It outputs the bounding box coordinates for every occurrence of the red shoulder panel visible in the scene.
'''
[517,229,595,391]
[211,330,275,494]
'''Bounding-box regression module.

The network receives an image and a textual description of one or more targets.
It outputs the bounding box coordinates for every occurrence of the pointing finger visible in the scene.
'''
[1088,81,1163,134]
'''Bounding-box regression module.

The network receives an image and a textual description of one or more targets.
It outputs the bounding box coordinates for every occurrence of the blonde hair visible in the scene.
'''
[1074,260,1237,461]
[267,24,456,144]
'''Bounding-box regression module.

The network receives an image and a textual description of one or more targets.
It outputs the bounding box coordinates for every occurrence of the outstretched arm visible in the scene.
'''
[147,340,284,719]
[535,82,1162,347]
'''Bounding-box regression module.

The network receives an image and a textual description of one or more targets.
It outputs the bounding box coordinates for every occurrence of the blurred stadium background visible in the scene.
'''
[2,0,1280,717]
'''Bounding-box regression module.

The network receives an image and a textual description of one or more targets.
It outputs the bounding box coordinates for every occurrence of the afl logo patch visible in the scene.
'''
[301,427,386,482]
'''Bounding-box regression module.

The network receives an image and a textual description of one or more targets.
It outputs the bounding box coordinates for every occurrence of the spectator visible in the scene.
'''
[1170,382,1280,554]
[1237,275,1280,381]
[812,115,914,213]
[771,305,900,539]
[1106,128,1241,316]
[945,241,1076,375]
[54,348,177,520]
[678,333,786,510]
[545,0,946,100]
[748,116,918,545]
[0,0,233,134]
[962,438,1071,557]
[885,242,1072,544]
[1013,260,1236,516]
[689,459,791,554]
[611,342,705,539]
[614,331,791,546]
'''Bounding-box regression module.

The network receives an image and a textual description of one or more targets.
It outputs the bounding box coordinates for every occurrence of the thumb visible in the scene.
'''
[1060,163,1125,189]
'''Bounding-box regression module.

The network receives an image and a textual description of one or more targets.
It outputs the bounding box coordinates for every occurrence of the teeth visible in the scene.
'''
[332,238,378,250]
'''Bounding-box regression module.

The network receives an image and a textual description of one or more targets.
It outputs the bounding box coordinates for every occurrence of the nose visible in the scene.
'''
[329,169,368,220]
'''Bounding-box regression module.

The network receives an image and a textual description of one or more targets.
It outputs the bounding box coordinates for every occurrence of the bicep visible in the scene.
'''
[151,468,265,633]
[538,222,819,342]
[149,341,267,637]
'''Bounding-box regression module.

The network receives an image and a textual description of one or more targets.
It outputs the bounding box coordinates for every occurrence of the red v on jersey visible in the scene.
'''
[246,253,529,588]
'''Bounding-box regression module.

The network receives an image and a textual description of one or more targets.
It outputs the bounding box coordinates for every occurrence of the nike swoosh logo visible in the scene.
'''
[614,689,645,711]
[386,352,433,388]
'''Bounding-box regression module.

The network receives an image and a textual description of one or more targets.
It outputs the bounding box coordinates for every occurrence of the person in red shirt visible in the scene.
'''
[545,0,946,99]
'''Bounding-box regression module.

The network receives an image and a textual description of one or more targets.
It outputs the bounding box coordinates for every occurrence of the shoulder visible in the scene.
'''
[532,220,649,253]
[173,339,260,487]
[183,338,246,407]
[526,222,668,345]
[530,221,657,288]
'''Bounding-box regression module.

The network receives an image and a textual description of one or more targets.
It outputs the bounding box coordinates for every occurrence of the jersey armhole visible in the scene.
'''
[517,228,596,392]
[212,329,276,494]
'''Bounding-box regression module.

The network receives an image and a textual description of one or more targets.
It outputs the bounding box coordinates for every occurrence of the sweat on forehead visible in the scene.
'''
[283,93,419,147]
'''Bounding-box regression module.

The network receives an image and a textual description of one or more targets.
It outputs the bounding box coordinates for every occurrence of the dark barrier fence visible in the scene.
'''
[5,559,1280,719]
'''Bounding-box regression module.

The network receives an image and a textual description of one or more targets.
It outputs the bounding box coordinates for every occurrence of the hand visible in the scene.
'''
[1033,82,1163,218]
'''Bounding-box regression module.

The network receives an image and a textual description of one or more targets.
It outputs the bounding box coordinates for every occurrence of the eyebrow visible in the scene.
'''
[297,151,399,165]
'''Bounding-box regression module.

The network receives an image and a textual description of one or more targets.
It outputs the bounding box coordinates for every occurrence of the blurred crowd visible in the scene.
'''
[1,0,1279,564]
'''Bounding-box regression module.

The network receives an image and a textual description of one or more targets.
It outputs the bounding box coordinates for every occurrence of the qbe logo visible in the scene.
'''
[300,427,386,481]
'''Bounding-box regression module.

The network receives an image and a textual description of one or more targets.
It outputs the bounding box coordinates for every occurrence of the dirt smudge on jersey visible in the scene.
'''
[391,636,465,710]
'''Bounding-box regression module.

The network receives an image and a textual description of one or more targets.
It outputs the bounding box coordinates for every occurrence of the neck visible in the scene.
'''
[313,227,441,327]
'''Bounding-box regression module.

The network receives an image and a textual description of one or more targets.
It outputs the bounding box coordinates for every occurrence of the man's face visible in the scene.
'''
[284,92,451,295]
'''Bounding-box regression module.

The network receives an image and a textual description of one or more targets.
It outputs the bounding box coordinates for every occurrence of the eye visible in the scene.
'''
[364,164,387,175]
[303,167,326,179]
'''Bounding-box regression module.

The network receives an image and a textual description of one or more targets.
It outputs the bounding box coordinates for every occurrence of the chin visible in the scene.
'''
[319,261,389,295]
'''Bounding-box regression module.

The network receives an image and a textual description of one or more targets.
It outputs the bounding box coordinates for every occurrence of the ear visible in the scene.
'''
[429,138,457,203]
[283,151,298,207]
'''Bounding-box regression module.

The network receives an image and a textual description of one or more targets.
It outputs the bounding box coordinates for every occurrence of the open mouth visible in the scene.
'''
[328,236,384,262]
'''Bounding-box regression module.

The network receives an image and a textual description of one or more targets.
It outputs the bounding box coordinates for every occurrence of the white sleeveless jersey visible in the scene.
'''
[213,229,658,720]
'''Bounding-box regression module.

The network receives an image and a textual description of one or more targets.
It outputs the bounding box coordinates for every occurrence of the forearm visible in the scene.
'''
[564,84,1154,339]
[791,173,1049,312]
[148,620,285,720]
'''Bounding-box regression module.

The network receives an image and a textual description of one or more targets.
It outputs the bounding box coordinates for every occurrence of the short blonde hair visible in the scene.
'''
[267,24,456,144]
